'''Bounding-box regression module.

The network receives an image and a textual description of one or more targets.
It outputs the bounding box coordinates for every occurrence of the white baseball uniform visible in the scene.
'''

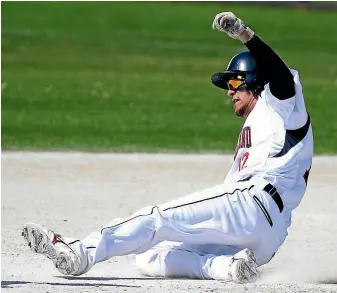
[66,69,313,279]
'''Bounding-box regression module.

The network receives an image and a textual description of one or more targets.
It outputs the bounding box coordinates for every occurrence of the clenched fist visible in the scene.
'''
[212,12,254,43]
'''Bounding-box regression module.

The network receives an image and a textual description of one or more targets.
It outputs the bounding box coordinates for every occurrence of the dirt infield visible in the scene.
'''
[2,152,337,293]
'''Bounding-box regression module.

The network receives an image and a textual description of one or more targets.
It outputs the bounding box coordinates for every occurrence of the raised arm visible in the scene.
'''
[212,12,295,100]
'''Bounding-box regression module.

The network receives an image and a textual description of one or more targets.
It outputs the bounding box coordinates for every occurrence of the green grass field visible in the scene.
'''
[2,2,337,153]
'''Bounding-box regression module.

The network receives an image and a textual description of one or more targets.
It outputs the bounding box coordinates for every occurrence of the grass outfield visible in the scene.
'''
[2,2,337,153]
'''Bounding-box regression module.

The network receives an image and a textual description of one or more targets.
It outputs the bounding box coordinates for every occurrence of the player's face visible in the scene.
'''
[227,87,257,117]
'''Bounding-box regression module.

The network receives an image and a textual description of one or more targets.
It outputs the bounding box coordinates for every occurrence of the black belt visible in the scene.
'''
[263,183,284,213]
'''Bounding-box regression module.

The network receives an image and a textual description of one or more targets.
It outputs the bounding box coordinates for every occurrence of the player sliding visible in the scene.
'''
[22,12,313,283]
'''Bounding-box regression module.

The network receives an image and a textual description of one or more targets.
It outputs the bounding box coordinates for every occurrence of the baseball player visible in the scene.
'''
[22,12,313,283]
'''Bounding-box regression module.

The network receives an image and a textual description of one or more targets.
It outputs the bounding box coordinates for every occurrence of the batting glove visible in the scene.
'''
[212,12,254,42]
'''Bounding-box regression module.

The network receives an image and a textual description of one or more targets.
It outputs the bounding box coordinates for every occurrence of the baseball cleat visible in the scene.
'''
[22,223,81,275]
[229,248,258,283]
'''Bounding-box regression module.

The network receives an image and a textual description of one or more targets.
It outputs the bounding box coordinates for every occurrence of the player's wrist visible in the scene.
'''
[237,27,255,44]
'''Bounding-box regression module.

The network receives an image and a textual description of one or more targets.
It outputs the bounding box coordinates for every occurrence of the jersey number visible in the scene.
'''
[239,152,249,171]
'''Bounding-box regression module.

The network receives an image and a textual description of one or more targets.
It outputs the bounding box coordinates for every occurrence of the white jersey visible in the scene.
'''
[224,69,314,228]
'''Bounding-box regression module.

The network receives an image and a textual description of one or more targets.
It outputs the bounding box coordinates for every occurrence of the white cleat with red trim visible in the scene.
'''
[22,223,82,275]
[229,248,259,283]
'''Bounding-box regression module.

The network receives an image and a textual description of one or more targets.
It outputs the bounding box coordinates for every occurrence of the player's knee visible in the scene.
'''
[136,249,168,277]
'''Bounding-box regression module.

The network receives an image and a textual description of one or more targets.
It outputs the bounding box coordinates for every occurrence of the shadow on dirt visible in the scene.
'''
[58,276,171,281]
[1,275,200,289]
[1,281,31,288]
[1,280,141,289]
[316,278,337,285]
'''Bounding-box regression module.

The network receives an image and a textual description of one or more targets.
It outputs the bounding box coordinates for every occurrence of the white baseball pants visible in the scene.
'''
[69,180,287,279]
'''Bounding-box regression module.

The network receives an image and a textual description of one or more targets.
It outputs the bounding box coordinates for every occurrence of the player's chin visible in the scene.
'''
[234,104,245,117]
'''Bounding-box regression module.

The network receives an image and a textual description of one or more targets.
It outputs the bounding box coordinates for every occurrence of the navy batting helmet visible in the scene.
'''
[211,51,266,94]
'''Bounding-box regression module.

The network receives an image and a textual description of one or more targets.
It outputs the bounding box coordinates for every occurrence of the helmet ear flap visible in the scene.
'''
[253,78,265,95]
[244,72,264,95]
[251,85,264,96]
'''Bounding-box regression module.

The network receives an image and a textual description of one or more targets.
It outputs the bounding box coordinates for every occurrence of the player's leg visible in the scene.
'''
[22,181,281,280]
[136,242,216,279]
[135,241,257,281]
[73,183,261,274]
[126,184,284,282]
[22,182,243,275]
